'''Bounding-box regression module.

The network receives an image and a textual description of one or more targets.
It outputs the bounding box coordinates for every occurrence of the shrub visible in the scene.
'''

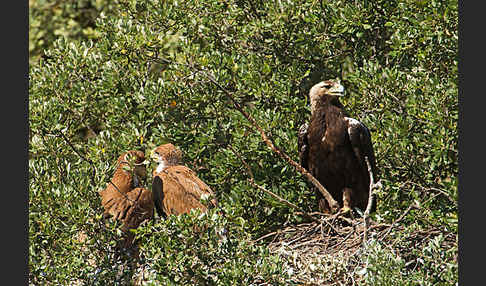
[29,0,457,284]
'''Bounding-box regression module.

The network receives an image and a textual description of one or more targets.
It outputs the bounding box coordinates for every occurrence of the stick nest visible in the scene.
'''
[257,213,456,286]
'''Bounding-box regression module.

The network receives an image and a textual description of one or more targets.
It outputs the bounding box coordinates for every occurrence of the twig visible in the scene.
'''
[107,180,136,204]
[324,212,355,226]
[380,203,417,240]
[363,156,382,244]
[292,238,325,249]
[333,229,355,251]
[226,145,321,223]
[57,129,135,203]
[57,129,97,186]
[321,217,341,235]
[404,181,456,205]
[254,230,282,243]
[203,71,340,213]
[286,233,310,247]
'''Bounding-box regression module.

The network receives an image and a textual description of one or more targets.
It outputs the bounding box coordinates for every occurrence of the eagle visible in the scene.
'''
[298,79,378,214]
[99,150,154,247]
[150,143,218,218]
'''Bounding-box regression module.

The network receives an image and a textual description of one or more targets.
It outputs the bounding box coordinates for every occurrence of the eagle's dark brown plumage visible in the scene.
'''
[298,80,378,214]
[99,150,154,236]
[150,143,218,218]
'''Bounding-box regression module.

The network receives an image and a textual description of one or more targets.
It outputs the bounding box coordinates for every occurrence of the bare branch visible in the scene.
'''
[363,156,382,244]
[57,129,97,186]
[203,71,340,213]
[226,145,321,223]
[379,203,416,241]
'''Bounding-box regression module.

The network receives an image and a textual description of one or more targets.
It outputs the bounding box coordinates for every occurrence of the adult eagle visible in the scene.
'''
[150,143,218,217]
[99,150,154,248]
[298,79,378,214]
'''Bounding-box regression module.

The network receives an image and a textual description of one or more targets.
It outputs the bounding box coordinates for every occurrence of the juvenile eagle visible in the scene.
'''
[99,150,154,248]
[150,143,218,217]
[298,80,378,214]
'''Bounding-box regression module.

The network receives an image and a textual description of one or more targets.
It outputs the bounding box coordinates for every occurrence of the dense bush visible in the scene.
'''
[29,0,119,65]
[29,0,457,284]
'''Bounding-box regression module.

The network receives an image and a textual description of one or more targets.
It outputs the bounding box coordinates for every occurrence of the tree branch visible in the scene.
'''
[57,129,97,186]
[363,156,382,244]
[226,145,320,223]
[202,71,340,213]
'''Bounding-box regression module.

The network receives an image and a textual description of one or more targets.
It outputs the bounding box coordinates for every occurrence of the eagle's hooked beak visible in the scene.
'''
[328,83,345,97]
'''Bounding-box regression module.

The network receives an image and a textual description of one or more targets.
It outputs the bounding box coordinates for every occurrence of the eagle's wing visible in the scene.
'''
[100,187,154,231]
[152,175,166,219]
[345,117,378,181]
[99,174,132,212]
[170,166,218,209]
[121,187,154,231]
[152,167,215,216]
[298,122,310,170]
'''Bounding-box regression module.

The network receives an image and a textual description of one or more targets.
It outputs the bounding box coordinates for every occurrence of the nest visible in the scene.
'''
[255,211,457,286]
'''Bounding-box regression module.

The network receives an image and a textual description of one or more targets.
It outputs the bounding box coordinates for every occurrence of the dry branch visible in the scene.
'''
[203,71,340,213]
[57,129,97,186]
[380,203,416,240]
[226,145,321,223]
[363,156,382,244]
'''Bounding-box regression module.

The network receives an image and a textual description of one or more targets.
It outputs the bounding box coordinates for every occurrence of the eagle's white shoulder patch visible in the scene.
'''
[344,117,362,135]
[344,117,361,127]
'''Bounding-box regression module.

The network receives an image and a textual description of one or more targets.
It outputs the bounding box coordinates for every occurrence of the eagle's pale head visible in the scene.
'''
[150,143,182,173]
[309,79,345,113]
[117,150,148,180]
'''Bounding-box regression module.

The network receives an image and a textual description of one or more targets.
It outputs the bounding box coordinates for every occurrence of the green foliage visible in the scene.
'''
[362,237,457,285]
[29,0,118,65]
[29,0,457,284]
[135,209,291,285]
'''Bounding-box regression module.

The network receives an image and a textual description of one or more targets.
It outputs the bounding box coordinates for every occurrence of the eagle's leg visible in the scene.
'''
[342,187,354,213]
